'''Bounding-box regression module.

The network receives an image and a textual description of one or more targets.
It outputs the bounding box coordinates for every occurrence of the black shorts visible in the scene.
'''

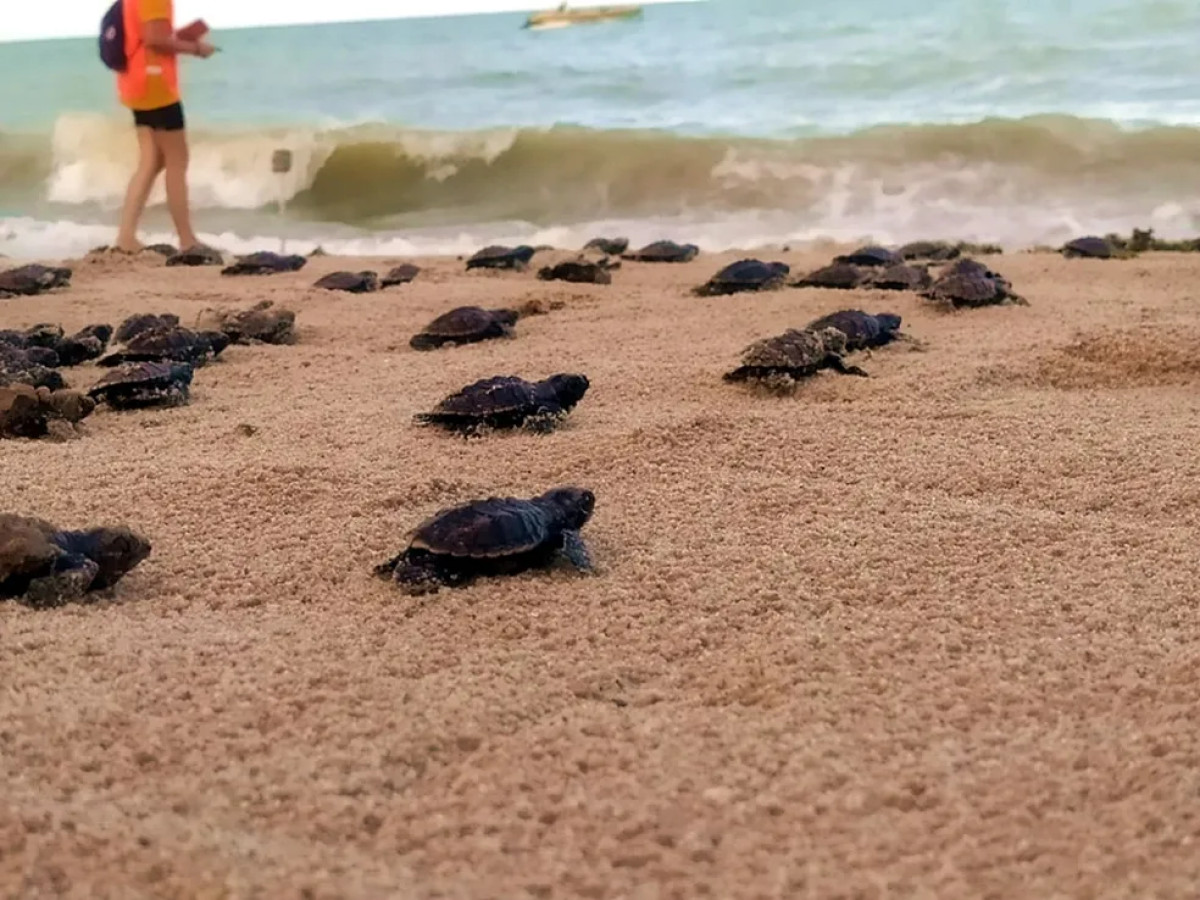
[132,102,185,132]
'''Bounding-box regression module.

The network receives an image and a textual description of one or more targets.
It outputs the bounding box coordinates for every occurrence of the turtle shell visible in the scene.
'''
[0,264,72,296]
[165,246,224,267]
[899,241,961,262]
[88,361,194,409]
[922,259,1022,307]
[0,514,60,587]
[55,334,105,367]
[410,307,519,350]
[870,263,932,291]
[115,314,180,343]
[465,245,536,270]
[805,309,901,350]
[724,327,853,382]
[221,251,308,276]
[381,264,421,287]
[696,259,789,295]
[0,386,94,439]
[537,261,612,284]
[313,271,380,293]
[98,326,223,367]
[583,237,629,256]
[428,376,541,418]
[793,262,868,290]
[23,324,65,349]
[834,245,901,267]
[622,240,700,263]
[408,495,562,559]
[1061,236,1113,259]
[218,301,296,344]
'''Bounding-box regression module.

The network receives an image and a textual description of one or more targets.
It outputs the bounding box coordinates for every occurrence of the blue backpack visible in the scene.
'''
[99,0,127,72]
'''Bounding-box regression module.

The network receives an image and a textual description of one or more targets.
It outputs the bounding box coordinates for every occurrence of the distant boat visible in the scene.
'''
[523,4,644,30]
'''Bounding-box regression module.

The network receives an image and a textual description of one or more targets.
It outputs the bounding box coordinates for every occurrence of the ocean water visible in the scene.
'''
[4,0,1200,257]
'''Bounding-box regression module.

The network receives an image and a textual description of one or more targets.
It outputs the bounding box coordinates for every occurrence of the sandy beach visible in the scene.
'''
[3,244,1200,898]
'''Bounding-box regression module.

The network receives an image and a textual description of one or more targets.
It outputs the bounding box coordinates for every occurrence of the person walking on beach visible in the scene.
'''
[111,0,214,254]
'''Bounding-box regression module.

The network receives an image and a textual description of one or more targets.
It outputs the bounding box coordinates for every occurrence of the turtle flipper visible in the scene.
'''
[373,552,407,580]
[826,355,870,378]
[525,406,564,434]
[560,530,595,574]
[22,555,99,609]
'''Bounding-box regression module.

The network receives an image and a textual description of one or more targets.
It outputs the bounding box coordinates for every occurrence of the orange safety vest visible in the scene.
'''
[117,0,179,108]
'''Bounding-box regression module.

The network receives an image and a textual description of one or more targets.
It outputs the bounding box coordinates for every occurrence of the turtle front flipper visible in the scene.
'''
[373,552,407,580]
[22,555,100,609]
[525,406,565,434]
[560,530,595,574]
[826,355,869,378]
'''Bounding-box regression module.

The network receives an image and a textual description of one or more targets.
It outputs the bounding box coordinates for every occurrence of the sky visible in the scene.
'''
[1,0,618,43]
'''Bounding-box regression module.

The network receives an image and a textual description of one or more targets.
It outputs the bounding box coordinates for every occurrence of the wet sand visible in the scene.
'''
[3,246,1200,898]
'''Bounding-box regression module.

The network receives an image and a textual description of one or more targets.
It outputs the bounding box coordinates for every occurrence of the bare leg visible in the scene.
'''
[115,128,164,253]
[155,129,200,250]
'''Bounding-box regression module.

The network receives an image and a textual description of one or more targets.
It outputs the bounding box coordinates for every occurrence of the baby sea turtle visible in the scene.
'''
[414,374,590,434]
[465,245,536,271]
[0,264,73,297]
[724,326,868,384]
[410,306,520,351]
[537,260,612,285]
[0,385,95,440]
[1061,236,1114,259]
[0,345,66,391]
[899,240,962,262]
[0,513,152,608]
[373,486,596,595]
[220,251,308,276]
[314,271,380,293]
[694,259,789,296]
[622,240,700,263]
[88,361,194,410]
[115,313,179,343]
[381,263,421,287]
[804,309,903,352]
[792,262,868,290]
[869,263,933,291]
[203,300,296,345]
[834,245,902,267]
[99,326,228,367]
[584,236,629,256]
[921,258,1027,308]
[165,245,224,267]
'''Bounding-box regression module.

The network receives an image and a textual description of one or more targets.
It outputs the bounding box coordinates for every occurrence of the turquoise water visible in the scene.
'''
[4,0,1200,256]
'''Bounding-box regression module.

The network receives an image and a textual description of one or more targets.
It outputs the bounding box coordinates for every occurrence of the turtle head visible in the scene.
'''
[55,526,152,590]
[769,262,790,277]
[198,330,231,357]
[545,373,590,408]
[82,324,114,346]
[513,245,536,263]
[539,487,595,531]
[492,309,521,327]
[873,313,902,335]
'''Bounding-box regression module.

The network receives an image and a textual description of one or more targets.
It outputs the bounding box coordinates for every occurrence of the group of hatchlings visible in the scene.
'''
[2,232,1118,607]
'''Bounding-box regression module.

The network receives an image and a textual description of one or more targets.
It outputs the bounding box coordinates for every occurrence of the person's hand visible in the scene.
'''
[194,40,215,58]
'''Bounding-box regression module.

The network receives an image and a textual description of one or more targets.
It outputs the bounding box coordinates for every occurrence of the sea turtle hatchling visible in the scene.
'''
[381,264,421,287]
[88,361,194,410]
[792,262,869,290]
[0,345,66,391]
[804,309,904,352]
[220,251,308,276]
[621,240,700,263]
[410,306,520,350]
[899,240,962,262]
[373,486,596,595]
[98,326,228,367]
[0,264,73,298]
[583,236,629,256]
[465,245,536,271]
[0,385,95,440]
[202,300,296,345]
[115,313,180,343]
[165,245,224,267]
[869,262,933,292]
[1060,236,1114,259]
[0,513,151,608]
[414,373,590,434]
[724,326,869,385]
[694,259,790,296]
[834,245,902,267]
[313,271,380,293]
[537,260,612,285]
[921,258,1027,308]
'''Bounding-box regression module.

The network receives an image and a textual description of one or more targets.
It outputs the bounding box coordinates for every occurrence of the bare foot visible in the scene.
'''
[114,240,145,255]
